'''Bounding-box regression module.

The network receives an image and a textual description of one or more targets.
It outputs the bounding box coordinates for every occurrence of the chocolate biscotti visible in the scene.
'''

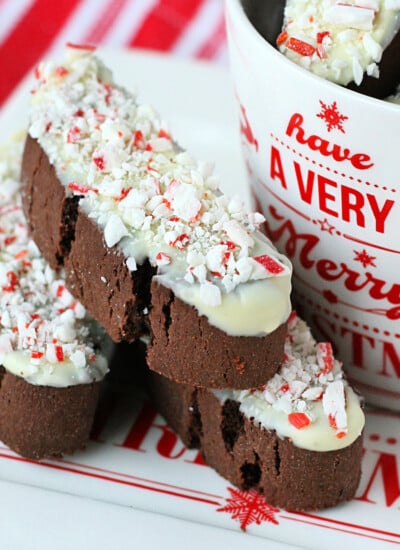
[147,312,365,512]
[22,46,292,389]
[0,138,109,460]
[275,0,400,98]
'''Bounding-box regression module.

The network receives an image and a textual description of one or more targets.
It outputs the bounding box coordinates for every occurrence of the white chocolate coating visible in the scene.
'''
[28,47,292,337]
[0,138,108,387]
[278,0,400,86]
[215,312,365,452]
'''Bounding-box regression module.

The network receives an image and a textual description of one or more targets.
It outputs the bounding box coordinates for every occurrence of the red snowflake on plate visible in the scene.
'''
[317,100,348,133]
[217,487,280,530]
[354,249,376,268]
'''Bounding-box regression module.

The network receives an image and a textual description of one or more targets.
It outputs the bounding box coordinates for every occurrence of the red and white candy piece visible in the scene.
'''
[316,342,334,375]
[164,180,201,223]
[323,380,348,438]
[254,254,286,275]
[155,252,171,267]
[67,126,81,144]
[286,37,316,56]
[288,412,311,429]
[223,220,254,249]
[68,182,96,195]
[325,2,376,30]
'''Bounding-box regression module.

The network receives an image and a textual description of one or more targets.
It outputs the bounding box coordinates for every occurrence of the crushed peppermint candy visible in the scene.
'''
[277,0,400,86]
[0,139,108,387]
[28,47,292,337]
[216,312,364,451]
[288,411,312,429]
[237,312,349,436]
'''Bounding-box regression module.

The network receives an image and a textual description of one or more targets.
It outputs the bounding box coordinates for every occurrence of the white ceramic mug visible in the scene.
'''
[225,0,400,410]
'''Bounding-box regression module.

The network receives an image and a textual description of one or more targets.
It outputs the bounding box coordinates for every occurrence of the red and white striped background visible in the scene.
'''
[0,0,228,107]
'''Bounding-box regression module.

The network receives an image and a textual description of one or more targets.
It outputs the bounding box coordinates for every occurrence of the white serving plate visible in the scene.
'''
[0,49,398,549]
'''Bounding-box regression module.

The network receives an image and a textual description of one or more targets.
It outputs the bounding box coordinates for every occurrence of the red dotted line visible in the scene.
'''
[270,133,396,194]
[295,290,400,339]
[369,433,397,445]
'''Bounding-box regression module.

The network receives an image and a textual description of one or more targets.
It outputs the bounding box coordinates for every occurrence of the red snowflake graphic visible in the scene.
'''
[317,218,335,234]
[354,249,376,268]
[217,487,279,531]
[317,100,348,133]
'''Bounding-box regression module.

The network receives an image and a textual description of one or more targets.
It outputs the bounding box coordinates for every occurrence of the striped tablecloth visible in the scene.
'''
[0,0,228,107]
